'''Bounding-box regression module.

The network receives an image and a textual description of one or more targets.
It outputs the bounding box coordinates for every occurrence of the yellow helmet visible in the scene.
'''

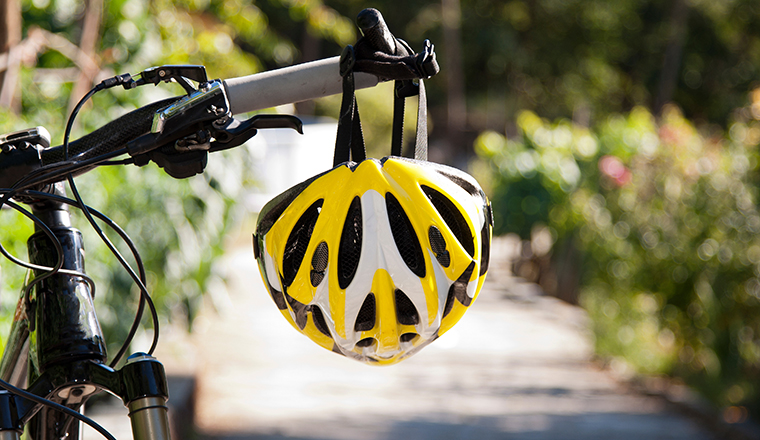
[254,156,492,365]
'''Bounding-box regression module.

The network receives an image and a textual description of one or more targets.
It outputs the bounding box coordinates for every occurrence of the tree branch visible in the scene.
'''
[0,0,22,113]
[68,0,103,114]
[655,0,690,114]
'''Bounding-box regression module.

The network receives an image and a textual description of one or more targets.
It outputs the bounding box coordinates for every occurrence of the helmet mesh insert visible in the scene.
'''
[422,185,475,257]
[428,226,450,267]
[282,199,323,287]
[385,193,426,278]
[395,289,420,325]
[338,196,363,289]
[354,293,376,332]
[310,241,329,286]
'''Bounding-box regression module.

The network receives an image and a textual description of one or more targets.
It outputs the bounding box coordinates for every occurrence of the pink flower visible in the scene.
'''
[599,155,631,187]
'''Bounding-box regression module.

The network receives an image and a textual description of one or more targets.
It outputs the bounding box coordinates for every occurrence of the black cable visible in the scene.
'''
[1,79,158,364]
[0,379,117,440]
[0,196,110,439]
[0,189,151,368]
[0,193,63,272]
[0,194,96,315]
[101,158,135,166]
[63,87,160,358]
[0,75,160,440]
[10,147,127,192]
[11,189,151,367]
[4,144,127,190]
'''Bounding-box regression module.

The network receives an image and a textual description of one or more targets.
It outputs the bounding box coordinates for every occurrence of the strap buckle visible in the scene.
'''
[339,46,356,78]
[415,40,439,79]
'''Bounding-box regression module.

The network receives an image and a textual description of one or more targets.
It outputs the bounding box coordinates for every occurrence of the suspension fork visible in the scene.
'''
[0,355,172,440]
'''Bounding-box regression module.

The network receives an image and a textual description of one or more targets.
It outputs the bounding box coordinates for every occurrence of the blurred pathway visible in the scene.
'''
[156,237,715,440]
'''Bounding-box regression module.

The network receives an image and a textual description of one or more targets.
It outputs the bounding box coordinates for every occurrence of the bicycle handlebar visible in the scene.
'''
[224,56,379,115]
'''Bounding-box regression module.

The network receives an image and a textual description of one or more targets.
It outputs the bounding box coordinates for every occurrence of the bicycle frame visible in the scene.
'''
[0,185,172,440]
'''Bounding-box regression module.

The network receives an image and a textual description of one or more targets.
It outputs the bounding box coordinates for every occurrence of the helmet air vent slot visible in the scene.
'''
[428,226,450,267]
[356,337,376,348]
[400,333,419,343]
[310,305,332,338]
[310,241,329,286]
[479,204,492,276]
[395,289,420,325]
[386,193,426,278]
[443,261,476,318]
[421,185,474,257]
[282,199,323,287]
[354,293,376,332]
[338,196,363,289]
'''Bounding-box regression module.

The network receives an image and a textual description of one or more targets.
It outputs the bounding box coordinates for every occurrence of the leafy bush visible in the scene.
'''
[476,103,760,416]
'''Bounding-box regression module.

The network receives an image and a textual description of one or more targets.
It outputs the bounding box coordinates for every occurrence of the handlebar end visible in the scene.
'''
[356,8,396,55]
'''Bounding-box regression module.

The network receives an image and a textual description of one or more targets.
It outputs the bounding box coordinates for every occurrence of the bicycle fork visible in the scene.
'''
[0,353,172,440]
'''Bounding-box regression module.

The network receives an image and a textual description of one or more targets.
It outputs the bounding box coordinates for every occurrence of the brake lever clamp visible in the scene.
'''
[125,65,209,94]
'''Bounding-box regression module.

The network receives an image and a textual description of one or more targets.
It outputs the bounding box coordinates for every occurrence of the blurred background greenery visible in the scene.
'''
[2,0,760,424]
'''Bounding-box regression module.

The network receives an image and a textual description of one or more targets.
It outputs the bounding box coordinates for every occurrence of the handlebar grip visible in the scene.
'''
[223,57,379,115]
[356,8,397,55]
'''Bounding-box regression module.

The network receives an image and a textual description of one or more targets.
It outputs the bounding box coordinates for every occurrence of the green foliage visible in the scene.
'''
[74,150,256,355]
[470,0,760,126]
[477,102,760,415]
[475,111,598,237]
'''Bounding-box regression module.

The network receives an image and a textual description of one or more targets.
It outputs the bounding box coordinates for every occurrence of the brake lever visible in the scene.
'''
[209,114,304,153]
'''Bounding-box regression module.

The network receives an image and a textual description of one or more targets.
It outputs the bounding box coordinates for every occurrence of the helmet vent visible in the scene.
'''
[479,205,492,277]
[310,305,332,338]
[310,242,329,286]
[354,293,376,332]
[282,200,323,287]
[386,193,426,278]
[338,196,363,289]
[443,261,476,318]
[356,337,375,348]
[421,185,474,257]
[400,333,418,343]
[395,289,420,325]
[428,226,450,267]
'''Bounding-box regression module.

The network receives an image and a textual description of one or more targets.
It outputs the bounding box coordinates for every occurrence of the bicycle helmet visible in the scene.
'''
[254,157,492,365]
[253,31,492,365]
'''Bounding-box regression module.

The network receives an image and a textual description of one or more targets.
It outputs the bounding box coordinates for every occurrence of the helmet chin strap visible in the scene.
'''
[333,38,437,167]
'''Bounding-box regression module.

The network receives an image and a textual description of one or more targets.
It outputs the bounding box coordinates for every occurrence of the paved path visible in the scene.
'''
[145,237,716,440]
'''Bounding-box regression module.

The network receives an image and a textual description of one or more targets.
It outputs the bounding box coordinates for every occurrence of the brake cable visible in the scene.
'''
[63,77,161,363]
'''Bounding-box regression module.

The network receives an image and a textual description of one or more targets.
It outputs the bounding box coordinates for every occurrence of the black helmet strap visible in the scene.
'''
[391,77,428,161]
[333,39,438,167]
[334,46,367,166]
